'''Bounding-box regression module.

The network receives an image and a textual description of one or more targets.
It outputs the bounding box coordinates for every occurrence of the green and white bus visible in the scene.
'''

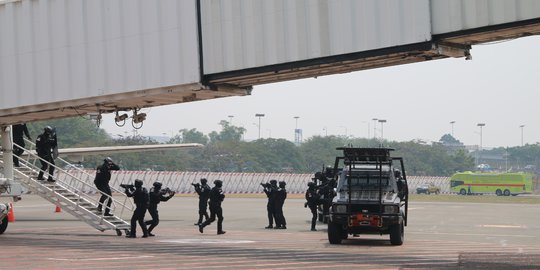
[449,172,533,196]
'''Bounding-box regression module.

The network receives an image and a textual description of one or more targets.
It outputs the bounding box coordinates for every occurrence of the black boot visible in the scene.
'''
[37,172,44,180]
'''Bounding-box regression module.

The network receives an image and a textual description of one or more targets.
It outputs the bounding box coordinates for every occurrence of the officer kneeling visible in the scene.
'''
[122,179,149,238]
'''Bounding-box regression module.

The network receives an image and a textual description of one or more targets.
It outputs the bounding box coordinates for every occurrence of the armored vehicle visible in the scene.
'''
[327,148,408,245]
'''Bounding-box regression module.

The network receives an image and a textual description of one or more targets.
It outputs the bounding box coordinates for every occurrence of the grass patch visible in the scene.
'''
[409,194,540,204]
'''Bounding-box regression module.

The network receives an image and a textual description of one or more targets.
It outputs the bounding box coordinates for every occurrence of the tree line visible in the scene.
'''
[23,118,539,176]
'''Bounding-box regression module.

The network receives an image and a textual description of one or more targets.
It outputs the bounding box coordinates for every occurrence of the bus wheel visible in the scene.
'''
[503,189,511,196]
[496,189,502,196]
[459,189,467,195]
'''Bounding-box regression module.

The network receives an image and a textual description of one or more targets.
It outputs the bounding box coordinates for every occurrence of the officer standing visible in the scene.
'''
[263,179,278,229]
[193,178,211,226]
[199,180,225,235]
[305,182,320,231]
[35,126,58,182]
[145,182,175,236]
[94,157,120,216]
[274,181,287,229]
[12,123,31,167]
[395,170,408,200]
[124,179,149,238]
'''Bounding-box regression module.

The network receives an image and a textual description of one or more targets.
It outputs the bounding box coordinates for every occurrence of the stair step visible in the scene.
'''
[4,157,131,233]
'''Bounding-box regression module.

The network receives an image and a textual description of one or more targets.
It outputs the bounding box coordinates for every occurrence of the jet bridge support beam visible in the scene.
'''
[1,126,14,182]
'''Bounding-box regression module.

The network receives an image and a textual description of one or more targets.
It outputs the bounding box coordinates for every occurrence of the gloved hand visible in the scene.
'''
[304,202,308,208]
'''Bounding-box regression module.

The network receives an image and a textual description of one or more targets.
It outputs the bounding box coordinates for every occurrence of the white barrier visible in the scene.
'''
[54,170,452,195]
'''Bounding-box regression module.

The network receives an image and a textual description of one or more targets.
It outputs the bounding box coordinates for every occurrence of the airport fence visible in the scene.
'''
[48,170,452,195]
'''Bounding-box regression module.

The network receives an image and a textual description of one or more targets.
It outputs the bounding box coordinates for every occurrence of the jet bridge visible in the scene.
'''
[0,0,539,124]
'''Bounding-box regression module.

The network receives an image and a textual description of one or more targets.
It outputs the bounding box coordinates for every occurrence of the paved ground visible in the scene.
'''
[2,195,540,269]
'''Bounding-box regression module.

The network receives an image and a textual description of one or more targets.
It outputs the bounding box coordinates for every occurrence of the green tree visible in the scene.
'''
[170,128,208,144]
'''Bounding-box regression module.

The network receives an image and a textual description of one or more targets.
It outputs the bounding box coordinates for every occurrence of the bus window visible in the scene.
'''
[450,180,464,188]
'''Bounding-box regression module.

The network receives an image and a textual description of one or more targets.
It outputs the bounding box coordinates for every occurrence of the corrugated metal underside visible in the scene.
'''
[0,83,250,125]
[435,18,540,45]
[205,42,447,88]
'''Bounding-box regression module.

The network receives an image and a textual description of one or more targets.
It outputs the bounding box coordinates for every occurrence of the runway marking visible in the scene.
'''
[47,255,154,261]
[479,224,526,228]
[159,239,255,244]
[408,231,535,238]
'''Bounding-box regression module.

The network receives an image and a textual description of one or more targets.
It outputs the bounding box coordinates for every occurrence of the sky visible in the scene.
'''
[100,36,540,148]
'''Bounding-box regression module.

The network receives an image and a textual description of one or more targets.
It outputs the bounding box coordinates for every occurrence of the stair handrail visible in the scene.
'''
[14,140,134,216]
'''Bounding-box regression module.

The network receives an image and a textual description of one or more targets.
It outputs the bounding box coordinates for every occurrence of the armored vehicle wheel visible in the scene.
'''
[459,189,467,195]
[496,189,503,196]
[503,189,511,196]
[328,222,343,244]
[389,222,404,246]
[0,216,8,234]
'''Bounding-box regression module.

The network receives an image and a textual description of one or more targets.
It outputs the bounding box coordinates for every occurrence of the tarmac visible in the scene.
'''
[1,194,540,269]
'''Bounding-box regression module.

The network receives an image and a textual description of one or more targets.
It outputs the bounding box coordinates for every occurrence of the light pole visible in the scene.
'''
[450,121,455,137]
[228,115,234,124]
[255,113,265,139]
[293,116,301,145]
[323,127,328,136]
[378,119,387,141]
[520,125,525,146]
[477,123,485,165]
[362,121,370,138]
[372,118,378,139]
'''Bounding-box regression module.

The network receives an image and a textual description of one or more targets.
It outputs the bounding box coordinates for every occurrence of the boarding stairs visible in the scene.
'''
[1,140,133,235]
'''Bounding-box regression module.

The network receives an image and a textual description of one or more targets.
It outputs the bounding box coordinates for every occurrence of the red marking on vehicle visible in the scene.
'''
[464,183,524,187]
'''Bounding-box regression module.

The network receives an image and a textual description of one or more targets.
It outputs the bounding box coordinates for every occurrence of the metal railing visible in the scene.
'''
[15,139,134,217]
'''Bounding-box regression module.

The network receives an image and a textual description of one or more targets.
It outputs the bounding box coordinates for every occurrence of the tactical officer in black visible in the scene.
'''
[124,179,149,238]
[199,180,225,235]
[12,123,31,167]
[35,126,58,182]
[305,182,320,231]
[274,181,287,229]
[395,170,408,200]
[145,182,175,236]
[193,178,211,225]
[316,172,336,222]
[94,157,120,216]
[263,179,278,229]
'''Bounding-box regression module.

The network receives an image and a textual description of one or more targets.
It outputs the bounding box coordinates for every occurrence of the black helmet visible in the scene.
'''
[269,179,277,185]
[44,126,53,134]
[104,157,113,163]
[134,179,143,188]
[279,181,286,188]
[153,181,162,189]
[200,178,207,184]
[214,180,223,187]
